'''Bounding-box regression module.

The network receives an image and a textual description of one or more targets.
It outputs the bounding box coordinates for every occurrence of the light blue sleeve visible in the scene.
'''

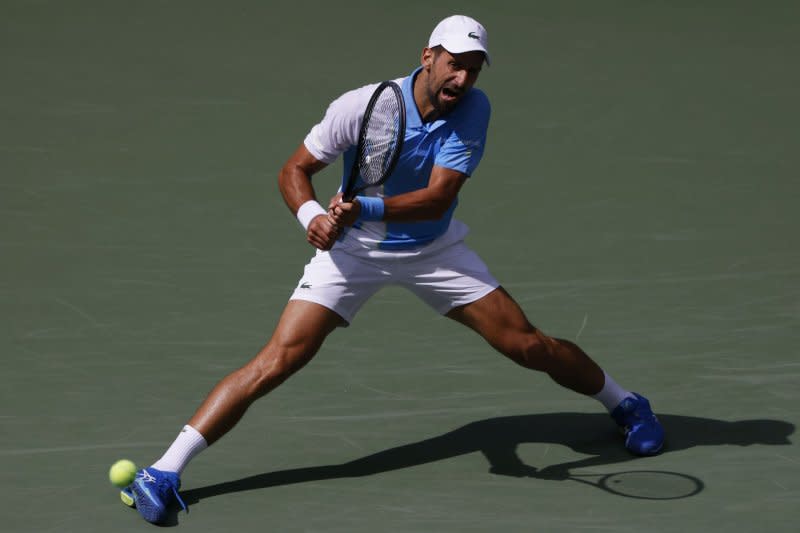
[434,89,491,176]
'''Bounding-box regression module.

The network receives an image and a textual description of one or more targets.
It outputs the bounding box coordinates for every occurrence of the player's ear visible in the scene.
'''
[421,47,434,70]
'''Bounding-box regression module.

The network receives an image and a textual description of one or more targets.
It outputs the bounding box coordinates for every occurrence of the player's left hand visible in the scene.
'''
[328,193,361,227]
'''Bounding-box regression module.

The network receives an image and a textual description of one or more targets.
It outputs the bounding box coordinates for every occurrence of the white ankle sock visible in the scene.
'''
[151,425,208,475]
[592,371,635,412]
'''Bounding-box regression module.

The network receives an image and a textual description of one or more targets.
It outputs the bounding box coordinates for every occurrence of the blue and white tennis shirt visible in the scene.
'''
[304,67,490,254]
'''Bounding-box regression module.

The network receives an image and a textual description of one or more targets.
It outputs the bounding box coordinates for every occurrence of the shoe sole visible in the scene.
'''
[120,489,135,508]
[619,427,665,456]
[132,481,169,524]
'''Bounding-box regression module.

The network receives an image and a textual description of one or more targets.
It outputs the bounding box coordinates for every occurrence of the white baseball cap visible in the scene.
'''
[428,15,491,65]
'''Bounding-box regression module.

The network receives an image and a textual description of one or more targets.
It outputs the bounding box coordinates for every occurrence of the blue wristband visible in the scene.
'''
[356,196,385,222]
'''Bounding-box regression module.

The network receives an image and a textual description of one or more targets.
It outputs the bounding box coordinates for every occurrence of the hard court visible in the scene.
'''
[1,1,798,531]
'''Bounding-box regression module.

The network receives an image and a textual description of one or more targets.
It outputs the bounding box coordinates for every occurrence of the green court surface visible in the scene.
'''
[1,1,798,531]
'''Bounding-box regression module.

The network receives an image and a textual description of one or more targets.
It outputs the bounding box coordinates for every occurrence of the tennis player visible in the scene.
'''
[124,15,665,524]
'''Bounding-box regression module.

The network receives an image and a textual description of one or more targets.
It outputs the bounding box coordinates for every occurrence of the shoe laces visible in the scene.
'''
[617,396,655,428]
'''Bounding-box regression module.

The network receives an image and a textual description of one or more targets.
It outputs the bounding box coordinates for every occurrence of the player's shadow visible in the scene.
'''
[173,413,792,522]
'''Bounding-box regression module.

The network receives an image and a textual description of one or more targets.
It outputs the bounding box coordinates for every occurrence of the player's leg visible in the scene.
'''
[128,246,382,524]
[445,286,605,395]
[446,287,664,456]
[402,236,663,457]
[129,300,344,524]
[401,236,606,396]
[187,299,345,444]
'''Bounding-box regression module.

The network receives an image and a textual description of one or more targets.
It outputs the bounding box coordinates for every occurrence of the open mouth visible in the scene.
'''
[440,87,461,102]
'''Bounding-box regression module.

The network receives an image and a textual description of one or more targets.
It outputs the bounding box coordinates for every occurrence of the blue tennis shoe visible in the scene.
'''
[611,393,665,456]
[131,467,187,524]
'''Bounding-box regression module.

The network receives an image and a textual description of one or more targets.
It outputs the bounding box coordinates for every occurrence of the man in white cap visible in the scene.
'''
[123,14,664,524]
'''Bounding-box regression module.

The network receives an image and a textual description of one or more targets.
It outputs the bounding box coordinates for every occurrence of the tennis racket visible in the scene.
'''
[341,80,406,202]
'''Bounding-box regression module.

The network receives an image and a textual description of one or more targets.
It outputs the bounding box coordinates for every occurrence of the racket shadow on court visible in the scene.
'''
[178,413,793,516]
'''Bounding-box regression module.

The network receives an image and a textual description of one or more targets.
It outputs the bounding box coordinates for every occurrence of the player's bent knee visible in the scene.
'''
[507,331,558,371]
[248,349,314,397]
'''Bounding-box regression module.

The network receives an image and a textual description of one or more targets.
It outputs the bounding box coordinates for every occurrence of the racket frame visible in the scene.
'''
[342,80,406,202]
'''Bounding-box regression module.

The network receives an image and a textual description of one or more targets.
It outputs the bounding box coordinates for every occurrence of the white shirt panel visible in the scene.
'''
[303,83,379,164]
[303,78,405,164]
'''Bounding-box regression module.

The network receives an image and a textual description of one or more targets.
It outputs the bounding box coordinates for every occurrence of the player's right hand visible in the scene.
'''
[327,192,361,228]
[306,214,340,250]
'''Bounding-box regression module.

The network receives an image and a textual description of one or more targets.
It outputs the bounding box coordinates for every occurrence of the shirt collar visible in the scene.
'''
[402,67,424,130]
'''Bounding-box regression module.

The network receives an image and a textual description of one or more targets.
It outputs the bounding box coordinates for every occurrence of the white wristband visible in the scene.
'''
[296,200,327,231]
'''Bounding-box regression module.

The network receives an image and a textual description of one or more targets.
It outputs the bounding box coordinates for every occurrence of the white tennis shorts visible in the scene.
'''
[289,222,499,324]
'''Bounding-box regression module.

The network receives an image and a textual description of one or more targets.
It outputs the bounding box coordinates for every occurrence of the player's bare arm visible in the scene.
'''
[278,144,341,250]
[329,165,467,226]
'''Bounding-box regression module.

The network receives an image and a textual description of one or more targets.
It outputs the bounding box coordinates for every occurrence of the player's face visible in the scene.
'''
[423,48,484,114]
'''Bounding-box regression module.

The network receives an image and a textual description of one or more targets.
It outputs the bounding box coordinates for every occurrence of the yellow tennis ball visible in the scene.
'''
[108,459,137,488]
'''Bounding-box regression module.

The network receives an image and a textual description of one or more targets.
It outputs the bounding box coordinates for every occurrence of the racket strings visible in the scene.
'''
[359,91,403,185]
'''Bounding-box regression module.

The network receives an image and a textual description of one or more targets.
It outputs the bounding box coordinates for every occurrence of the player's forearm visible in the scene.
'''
[330,167,466,226]
[382,189,453,221]
[330,188,450,226]
[382,169,466,221]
